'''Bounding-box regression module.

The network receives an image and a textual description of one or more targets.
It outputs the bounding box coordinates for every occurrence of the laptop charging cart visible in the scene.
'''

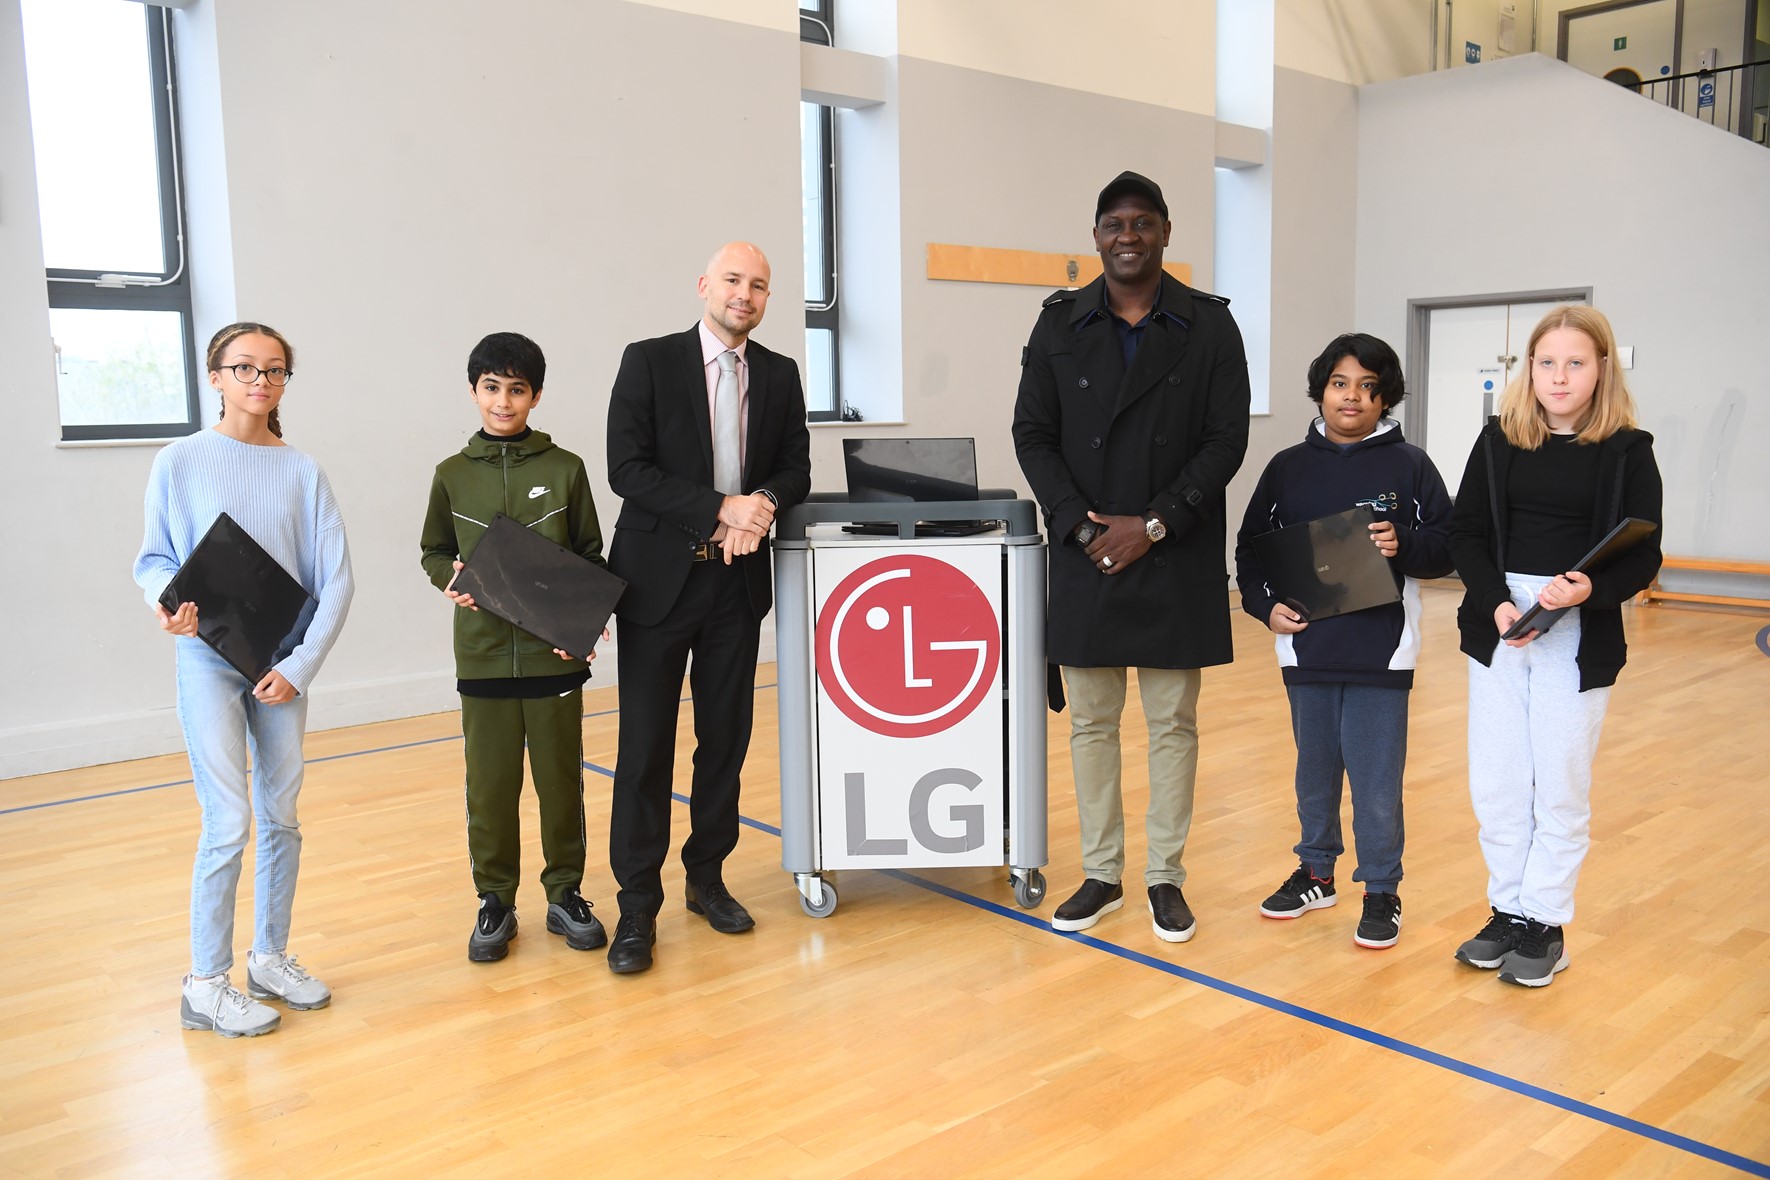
[774,491,1048,917]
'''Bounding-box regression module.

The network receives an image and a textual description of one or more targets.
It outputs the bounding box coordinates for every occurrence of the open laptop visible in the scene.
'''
[159,512,319,684]
[1500,516,1658,640]
[1249,505,1401,621]
[841,437,1000,537]
[450,513,627,658]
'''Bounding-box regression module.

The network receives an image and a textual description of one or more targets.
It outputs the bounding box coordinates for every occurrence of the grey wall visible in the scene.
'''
[1356,54,1770,573]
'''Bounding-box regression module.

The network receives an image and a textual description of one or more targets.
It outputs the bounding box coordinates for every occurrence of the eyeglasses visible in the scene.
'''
[221,363,293,386]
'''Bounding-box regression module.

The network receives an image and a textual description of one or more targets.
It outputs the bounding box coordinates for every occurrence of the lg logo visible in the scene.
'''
[816,554,1001,739]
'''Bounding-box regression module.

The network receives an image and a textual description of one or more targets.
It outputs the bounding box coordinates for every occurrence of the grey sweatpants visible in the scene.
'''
[1466,573,1611,926]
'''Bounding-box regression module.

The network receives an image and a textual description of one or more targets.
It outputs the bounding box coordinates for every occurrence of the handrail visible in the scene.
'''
[1624,59,1768,145]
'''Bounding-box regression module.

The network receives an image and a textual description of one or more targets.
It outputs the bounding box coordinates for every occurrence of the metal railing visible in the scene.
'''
[1627,61,1769,145]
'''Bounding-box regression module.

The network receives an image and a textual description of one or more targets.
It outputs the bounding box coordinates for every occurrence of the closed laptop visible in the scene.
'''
[1249,506,1401,622]
[451,512,626,659]
[159,512,318,684]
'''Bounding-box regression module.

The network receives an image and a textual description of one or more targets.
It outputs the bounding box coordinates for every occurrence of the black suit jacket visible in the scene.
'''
[606,324,812,627]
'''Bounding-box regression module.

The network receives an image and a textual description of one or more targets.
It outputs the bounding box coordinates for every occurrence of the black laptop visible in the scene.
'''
[159,512,319,684]
[1249,506,1401,622]
[841,437,1000,537]
[451,513,627,658]
[1500,517,1659,640]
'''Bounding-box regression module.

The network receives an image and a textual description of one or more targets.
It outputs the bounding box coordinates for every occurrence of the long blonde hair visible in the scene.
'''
[1496,305,1637,449]
[208,321,294,439]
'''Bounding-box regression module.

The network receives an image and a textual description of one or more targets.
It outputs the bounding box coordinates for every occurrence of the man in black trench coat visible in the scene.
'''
[1012,171,1250,944]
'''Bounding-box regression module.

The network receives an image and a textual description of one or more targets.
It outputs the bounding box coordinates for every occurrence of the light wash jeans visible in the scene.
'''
[1467,574,1611,926]
[176,638,308,976]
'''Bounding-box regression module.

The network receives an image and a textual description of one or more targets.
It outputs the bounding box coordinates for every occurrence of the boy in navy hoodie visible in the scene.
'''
[1234,334,1453,949]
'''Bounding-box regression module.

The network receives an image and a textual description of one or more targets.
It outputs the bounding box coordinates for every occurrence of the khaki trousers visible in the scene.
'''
[1061,665,1201,887]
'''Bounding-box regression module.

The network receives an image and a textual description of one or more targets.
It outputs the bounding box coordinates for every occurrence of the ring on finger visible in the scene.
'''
[1102,556,1114,569]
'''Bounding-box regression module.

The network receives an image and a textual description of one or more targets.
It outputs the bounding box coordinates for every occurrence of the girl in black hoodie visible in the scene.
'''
[1448,306,1662,988]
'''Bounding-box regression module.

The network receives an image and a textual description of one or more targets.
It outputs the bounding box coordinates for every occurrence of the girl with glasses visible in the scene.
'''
[133,321,355,1036]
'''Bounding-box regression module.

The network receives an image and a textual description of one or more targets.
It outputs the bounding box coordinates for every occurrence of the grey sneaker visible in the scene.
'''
[180,974,280,1038]
[1454,908,1527,969]
[469,892,517,962]
[545,887,608,950]
[1498,920,1569,987]
[246,952,332,1010]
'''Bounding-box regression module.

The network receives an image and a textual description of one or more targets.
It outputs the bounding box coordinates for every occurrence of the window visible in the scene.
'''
[800,0,840,422]
[22,0,199,441]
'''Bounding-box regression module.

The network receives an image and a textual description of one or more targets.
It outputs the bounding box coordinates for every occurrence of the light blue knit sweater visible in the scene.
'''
[133,429,354,692]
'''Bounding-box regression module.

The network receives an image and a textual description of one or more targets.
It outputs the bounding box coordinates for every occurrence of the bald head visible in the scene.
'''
[698,242,772,347]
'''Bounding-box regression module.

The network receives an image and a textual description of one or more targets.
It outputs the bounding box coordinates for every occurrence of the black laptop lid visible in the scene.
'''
[843,438,980,503]
[451,513,627,659]
[159,512,319,684]
[1249,506,1401,622]
[1500,516,1659,640]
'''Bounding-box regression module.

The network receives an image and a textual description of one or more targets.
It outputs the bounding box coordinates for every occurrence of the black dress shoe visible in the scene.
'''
[606,912,656,974]
[685,880,755,933]
[1148,883,1197,944]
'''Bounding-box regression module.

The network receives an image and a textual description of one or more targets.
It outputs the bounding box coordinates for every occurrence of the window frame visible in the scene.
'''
[42,3,200,442]
[800,1,841,423]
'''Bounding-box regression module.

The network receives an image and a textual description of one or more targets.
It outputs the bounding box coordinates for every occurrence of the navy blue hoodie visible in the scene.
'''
[1234,418,1454,688]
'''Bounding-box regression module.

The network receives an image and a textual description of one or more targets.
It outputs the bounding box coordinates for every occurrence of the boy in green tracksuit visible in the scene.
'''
[420,332,608,962]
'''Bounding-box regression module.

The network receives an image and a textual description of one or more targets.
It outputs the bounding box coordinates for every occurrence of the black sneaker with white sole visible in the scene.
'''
[1498,920,1569,987]
[545,887,607,950]
[1259,865,1337,919]
[1454,908,1527,968]
[1051,879,1124,931]
[1353,892,1401,949]
[469,892,517,962]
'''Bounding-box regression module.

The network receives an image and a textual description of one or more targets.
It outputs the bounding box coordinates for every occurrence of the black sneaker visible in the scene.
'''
[468,892,517,962]
[1454,908,1526,969]
[1498,920,1569,987]
[545,887,607,950]
[1148,884,1197,943]
[1354,892,1402,949]
[1051,879,1124,931]
[1258,865,1337,919]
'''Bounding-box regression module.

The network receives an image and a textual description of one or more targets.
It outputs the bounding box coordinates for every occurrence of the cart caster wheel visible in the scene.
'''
[1013,870,1047,908]
[800,882,838,918]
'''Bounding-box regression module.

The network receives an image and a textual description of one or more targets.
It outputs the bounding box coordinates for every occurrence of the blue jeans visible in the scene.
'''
[176,639,309,976]
[1286,682,1408,893]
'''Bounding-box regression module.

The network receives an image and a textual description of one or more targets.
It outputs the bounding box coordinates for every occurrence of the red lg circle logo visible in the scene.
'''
[816,554,1002,738]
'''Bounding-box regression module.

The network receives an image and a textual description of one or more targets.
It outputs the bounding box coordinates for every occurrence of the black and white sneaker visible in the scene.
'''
[545,887,607,951]
[1259,865,1337,919]
[1454,908,1527,968]
[1051,879,1124,931]
[1498,920,1569,987]
[468,892,517,962]
[1354,892,1402,949]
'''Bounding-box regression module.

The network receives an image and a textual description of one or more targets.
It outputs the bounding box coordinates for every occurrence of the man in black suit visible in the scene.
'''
[604,241,812,974]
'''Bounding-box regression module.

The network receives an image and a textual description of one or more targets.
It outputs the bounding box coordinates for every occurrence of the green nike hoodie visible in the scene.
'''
[420,429,606,680]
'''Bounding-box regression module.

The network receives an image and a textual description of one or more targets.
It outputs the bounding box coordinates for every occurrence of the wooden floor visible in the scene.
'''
[4,586,1768,1177]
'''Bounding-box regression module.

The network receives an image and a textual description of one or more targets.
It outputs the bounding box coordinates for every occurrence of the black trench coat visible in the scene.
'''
[1012,272,1250,669]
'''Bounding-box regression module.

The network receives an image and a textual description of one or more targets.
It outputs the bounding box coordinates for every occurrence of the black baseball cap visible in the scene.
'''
[1095,171,1168,221]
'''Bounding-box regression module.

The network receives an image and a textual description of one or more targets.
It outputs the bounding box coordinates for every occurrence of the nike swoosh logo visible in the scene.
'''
[528,487,549,499]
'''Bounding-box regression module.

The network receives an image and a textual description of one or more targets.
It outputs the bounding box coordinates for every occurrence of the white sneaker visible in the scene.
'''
[180,973,281,1038]
[246,951,332,1010]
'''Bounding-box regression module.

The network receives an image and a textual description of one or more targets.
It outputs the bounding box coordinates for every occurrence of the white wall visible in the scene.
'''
[1356,53,1770,571]
[0,0,805,778]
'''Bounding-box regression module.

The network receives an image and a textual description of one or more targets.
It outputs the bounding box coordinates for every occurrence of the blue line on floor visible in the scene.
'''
[9,697,1763,1174]
[611,760,1766,1177]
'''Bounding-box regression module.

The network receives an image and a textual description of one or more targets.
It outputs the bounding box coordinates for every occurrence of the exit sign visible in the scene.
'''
[1614,35,1628,50]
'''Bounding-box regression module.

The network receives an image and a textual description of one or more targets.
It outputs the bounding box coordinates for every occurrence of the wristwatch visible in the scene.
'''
[1143,513,1167,543]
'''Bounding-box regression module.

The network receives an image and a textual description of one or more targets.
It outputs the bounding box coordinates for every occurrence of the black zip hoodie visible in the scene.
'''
[1448,418,1663,691]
